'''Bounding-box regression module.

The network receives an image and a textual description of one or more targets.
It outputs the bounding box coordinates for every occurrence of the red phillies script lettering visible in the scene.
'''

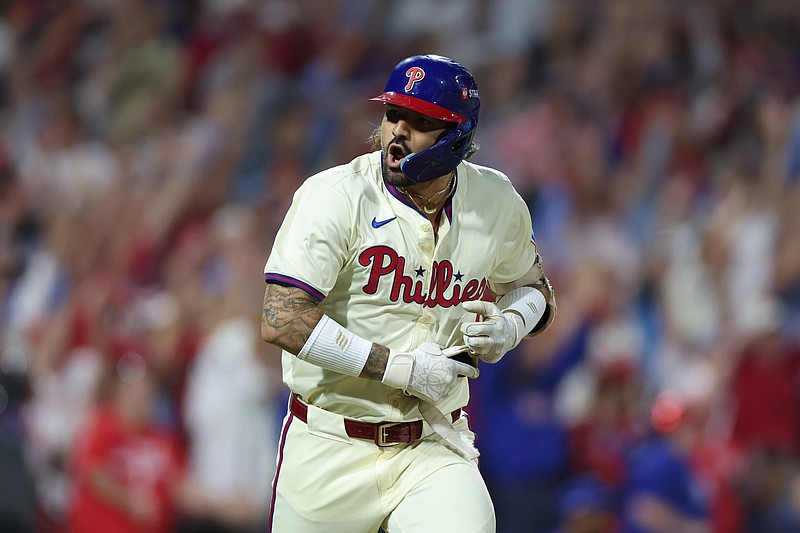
[404,67,425,92]
[359,246,487,308]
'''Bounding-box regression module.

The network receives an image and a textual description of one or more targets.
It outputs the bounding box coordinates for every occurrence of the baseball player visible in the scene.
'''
[261,54,556,533]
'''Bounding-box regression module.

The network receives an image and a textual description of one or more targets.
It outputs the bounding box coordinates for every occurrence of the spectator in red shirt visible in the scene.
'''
[568,361,642,491]
[730,301,800,455]
[67,352,184,533]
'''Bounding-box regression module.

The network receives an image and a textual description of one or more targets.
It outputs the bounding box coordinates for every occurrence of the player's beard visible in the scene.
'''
[381,139,415,187]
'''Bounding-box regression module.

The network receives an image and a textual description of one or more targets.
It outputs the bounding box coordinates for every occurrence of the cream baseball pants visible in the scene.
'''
[267,401,495,533]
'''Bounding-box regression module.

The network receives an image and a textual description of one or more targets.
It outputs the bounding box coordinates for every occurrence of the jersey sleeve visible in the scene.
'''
[489,189,537,286]
[264,177,353,301]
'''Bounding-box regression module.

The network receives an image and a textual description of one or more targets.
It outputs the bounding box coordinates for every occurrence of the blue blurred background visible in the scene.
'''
[1,1,800,532]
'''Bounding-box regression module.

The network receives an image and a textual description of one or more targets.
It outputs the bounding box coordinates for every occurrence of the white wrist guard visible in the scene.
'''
[497,286,547,340]
[297,315,372,376]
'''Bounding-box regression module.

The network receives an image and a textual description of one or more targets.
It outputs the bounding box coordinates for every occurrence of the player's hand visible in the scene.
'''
[382,342,479,403]
[460,301,523,363]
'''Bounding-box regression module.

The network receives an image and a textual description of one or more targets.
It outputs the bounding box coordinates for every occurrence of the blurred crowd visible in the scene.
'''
[0,0,799,532]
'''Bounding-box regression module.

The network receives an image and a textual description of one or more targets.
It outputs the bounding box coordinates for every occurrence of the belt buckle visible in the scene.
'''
[375,422,402,447]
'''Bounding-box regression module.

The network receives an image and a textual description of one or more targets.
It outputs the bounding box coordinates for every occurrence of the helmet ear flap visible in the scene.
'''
[400,117,477,183]
[450,117,477,158]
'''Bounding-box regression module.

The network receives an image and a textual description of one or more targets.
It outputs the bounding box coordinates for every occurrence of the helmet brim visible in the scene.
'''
[370,92,467,124]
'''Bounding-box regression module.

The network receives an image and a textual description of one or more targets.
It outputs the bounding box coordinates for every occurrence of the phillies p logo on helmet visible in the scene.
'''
[404,67,425,92]
[371,54,480,124]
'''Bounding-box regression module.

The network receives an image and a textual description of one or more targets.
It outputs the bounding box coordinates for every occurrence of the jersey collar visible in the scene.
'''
[385,170,459,224]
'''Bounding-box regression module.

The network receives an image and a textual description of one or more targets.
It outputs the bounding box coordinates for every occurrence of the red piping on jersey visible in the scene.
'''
[387,183,419,211]
[264,273,325,301]
[267,407,294,532]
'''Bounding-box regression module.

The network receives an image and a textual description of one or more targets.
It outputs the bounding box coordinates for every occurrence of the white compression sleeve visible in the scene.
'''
[497,286,547,338]
[297,315,372,376]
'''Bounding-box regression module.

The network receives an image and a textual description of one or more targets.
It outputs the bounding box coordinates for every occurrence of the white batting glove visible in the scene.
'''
[460,301,524,363]
[382,342,479,403]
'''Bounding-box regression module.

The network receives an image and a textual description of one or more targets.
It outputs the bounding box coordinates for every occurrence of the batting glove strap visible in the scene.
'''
[297,315,371,377]
[381,351,414,390]
[382,343,479,403]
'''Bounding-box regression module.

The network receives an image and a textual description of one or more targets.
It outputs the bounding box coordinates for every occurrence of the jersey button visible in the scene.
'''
[421,242,433,253]
[420,314,433,324]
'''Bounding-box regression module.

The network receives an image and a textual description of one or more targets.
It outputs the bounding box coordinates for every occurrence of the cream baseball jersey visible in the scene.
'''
[264,150,536,423]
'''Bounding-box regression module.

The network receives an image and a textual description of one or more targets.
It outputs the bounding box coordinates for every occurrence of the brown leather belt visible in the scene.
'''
[290,393,461,447]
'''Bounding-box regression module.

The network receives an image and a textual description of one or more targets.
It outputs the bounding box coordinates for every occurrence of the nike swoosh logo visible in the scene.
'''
[371,216,397,228]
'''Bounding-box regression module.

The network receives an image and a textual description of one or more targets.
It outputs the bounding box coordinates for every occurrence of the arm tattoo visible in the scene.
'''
[262,282,392,381]
[360,344,390,380]
[261,283,323,355]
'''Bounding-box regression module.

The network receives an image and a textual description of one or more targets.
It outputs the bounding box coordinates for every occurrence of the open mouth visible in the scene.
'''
[387,143,409,168]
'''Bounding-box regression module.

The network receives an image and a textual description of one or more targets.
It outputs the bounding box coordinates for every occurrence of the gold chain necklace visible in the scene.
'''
[399,174,454,215]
